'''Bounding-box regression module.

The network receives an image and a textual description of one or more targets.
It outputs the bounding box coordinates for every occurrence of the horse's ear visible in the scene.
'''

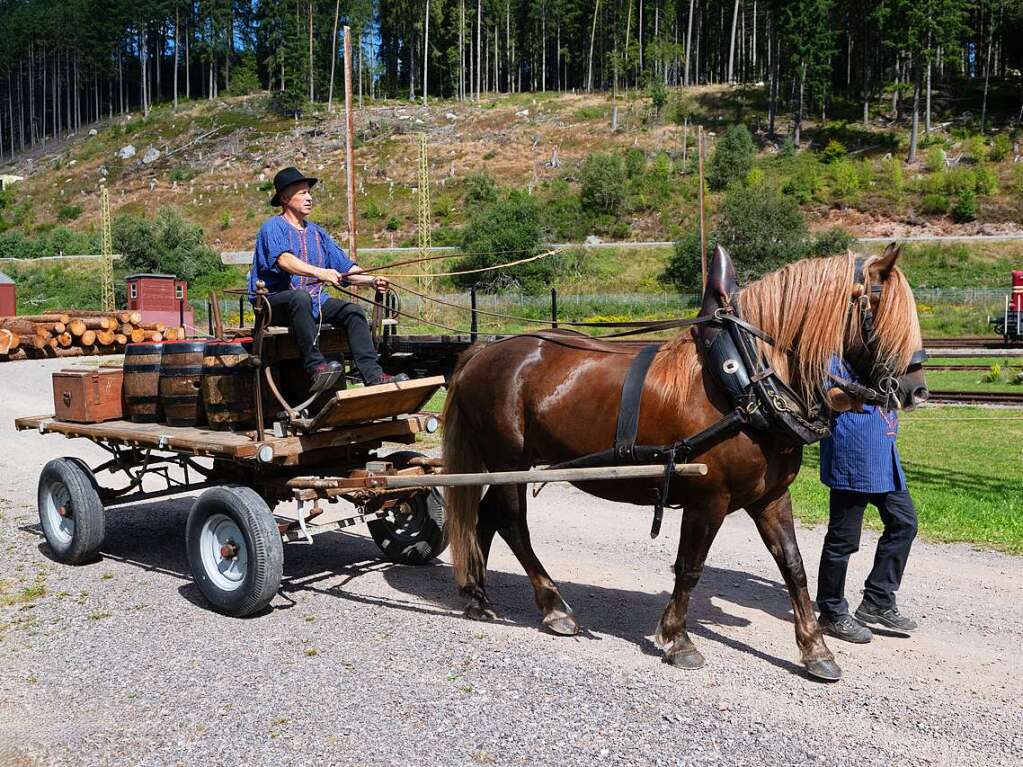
[870,242,901,281]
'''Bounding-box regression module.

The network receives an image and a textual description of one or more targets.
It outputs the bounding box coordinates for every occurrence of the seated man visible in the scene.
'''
[249,166,408,391]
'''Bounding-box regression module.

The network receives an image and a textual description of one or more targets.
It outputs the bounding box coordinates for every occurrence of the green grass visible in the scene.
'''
[790,406,1023,553]
[924,368,1023,391]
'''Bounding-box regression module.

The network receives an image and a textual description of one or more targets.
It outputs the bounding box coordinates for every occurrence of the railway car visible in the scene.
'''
[990,270,1023,342]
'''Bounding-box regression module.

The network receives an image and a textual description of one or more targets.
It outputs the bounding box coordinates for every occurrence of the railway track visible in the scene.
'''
[924,336,1023,349]
[927,389,1023,405]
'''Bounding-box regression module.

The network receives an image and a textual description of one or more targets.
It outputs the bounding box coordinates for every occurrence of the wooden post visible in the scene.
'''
[550,287,558,328]
[470,286,478,342]
[343,26,358,263]
[697,125,707,290]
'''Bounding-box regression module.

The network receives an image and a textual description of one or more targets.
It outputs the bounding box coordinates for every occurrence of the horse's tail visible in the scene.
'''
[442,345,487,591]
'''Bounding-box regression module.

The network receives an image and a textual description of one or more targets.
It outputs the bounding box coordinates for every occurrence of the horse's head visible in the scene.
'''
[841,243,928,412]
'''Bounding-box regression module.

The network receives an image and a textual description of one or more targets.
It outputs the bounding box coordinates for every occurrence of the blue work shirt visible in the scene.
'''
[248,215,356,318]
[819,358,906,493]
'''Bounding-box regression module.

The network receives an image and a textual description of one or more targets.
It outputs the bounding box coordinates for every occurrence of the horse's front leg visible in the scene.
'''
[495,483,580,636]
[748,491,841,681]
[656,503,727,669]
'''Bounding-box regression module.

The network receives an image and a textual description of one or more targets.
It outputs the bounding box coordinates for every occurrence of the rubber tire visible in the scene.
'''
[185,486,284,617]
[367,451,447,565]
[37,457,105,565]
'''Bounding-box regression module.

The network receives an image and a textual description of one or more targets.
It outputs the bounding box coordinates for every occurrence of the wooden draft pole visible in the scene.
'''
[697,125,707,290]
[100,186,114,312]
[343,26,358,263]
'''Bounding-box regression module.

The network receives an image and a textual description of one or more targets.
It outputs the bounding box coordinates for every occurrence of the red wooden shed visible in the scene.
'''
[0,271,15,317]
[125,273,194,330]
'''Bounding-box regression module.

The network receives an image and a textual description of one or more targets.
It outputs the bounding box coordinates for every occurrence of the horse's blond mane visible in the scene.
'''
[647,250,921,407]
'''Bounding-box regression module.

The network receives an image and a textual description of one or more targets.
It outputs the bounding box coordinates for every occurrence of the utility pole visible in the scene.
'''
[100,187,114,312]
[417,133,433,300]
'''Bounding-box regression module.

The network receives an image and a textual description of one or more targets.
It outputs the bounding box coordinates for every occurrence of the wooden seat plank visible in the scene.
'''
[308,376,445,431]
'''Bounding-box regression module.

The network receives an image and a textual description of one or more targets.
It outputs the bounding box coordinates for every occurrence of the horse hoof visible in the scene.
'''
[804,658,842,682]
[664,648,705,670]
[464,604,498,622]
[542,610,580,636]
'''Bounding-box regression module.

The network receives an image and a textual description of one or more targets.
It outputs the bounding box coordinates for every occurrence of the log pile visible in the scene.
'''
[0,311,186,362]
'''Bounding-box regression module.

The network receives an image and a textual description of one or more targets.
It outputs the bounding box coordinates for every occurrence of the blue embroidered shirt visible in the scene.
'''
[248,216,356,319]
[819,358,906,493]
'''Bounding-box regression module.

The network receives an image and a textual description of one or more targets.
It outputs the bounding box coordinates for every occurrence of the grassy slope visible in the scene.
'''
[790,406,1023,553]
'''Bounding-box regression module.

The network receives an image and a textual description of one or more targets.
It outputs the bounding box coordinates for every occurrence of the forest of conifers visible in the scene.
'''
[0,1,1021,162]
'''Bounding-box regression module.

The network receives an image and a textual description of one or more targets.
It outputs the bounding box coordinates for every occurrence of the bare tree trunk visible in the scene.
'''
[587,0,600,91]
[328,0,341,110]
[174,4,179,110]
[981,20,994,131]
[925,59,931,134]
[41,45,47,144]
[752,0,757,78]
[28,42,35,146]
[728,0,740,83]
[476,0,481,103]
[309,1,314,102]
[541,0,546,91]
[423,0,430,105]
[459,0,465,99]
[908,59,921,163]
[185,16,190,100]
[794,61,806,146]
[685,0,695,86]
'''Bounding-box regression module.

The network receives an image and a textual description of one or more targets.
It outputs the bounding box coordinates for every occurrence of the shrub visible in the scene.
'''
[707,124,756,190]
[269,88,305,116]
[1012,163,1023,195]
[990,134,1012,162]
[881,157,905,199]
[953,189,977,223]
[945,166,976,195]
[57,204,82,222]
[580,153,626,216]
[169,165,199,183]
[648,81,669,119]
[828,159,860,200]
[746,167,766,187]
[227,54,261,97]
[113,207,224,282]
[782,162,821,204]
[386,216,400,231]
[624,148,646,178]
[974,165,998,196]
[539,179,587,241]
[808,227,855,257]
[921,194,950,214]
[463,172,498,207]
[821,139,847,164]
[965,135,988,164]
[662,228,713,291]
[455,191,548,292]
[778,135,796,158]
[716,182,809,278]
[924,146,947,173]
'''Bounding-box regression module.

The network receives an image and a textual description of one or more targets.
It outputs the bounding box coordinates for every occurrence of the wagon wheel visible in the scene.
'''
[367,451,447,565]
[37,457,105,565]
[185,486,284,617]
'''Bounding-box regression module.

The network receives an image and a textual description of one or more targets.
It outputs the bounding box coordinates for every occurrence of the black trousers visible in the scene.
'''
[816,488,918,619]
[267,290,384,384]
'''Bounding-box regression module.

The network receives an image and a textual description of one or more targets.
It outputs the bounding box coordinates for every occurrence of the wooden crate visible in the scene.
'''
[308,376,445,431]
[52,368,124,423]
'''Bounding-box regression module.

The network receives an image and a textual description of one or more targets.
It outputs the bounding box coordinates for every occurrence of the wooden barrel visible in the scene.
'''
[124,342,164,423]
[160,341,207,427]
[201,338,256,431]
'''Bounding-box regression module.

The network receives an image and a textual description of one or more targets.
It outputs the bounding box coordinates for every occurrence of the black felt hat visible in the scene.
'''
[270,166,319,207]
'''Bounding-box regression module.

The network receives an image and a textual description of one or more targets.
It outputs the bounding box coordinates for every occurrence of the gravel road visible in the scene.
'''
[1,357,1020,766]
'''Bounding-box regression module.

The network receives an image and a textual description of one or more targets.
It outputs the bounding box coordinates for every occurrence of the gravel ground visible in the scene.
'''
[1,357,1021,766]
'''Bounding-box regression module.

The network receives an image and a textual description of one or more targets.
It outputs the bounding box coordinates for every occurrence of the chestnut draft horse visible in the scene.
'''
[442,244,926,681]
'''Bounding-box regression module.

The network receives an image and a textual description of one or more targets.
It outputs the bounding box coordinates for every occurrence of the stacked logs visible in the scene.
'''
[0,311,187,362]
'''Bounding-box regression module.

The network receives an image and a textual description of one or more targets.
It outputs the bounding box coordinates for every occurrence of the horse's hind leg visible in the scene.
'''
[749,491,841,682]
[494,483,580,636]
[462,487,507,621]
[656,502,727,669]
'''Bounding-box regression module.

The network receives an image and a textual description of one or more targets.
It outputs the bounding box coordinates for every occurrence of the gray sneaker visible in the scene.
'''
[855,599,918,633]
[820,613,873,644]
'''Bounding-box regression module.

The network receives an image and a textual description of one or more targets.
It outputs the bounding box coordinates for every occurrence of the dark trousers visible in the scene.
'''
[268,290,384,384]
[816,488,918,619]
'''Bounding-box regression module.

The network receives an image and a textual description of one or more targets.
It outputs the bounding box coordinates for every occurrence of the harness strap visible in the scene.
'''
[614,344,660,462]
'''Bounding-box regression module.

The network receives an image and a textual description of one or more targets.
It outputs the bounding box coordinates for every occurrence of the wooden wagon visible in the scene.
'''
[17,300,707,617]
